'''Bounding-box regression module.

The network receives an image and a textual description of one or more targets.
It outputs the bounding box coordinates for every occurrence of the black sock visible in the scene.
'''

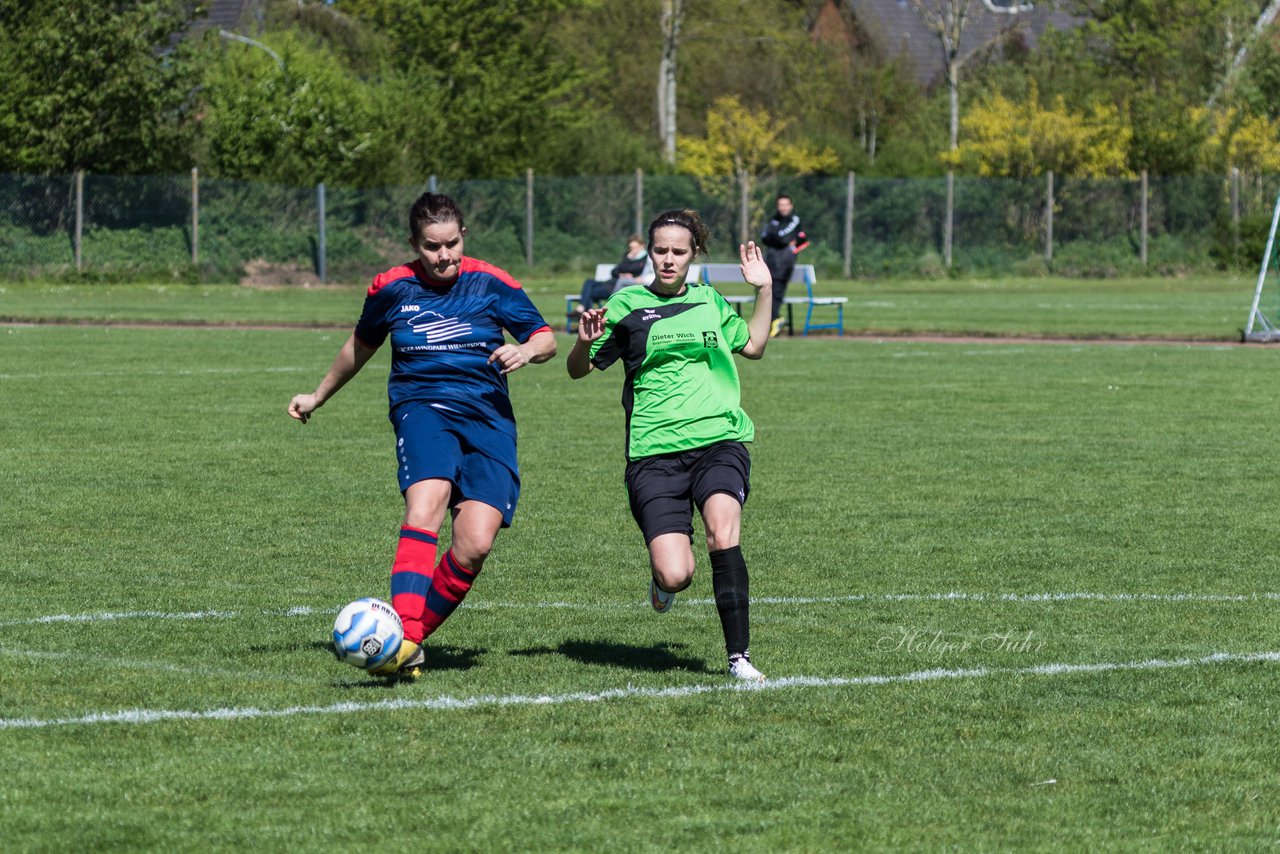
[710,546,750,657]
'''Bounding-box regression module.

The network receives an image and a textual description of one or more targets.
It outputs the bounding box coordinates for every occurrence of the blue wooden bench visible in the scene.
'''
[697,263,846,336]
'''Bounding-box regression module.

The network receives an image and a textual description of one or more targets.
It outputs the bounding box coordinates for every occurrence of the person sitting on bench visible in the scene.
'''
[573,235,648,316]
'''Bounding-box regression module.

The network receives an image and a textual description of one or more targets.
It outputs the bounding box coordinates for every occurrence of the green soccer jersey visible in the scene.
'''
[589,283,754,460]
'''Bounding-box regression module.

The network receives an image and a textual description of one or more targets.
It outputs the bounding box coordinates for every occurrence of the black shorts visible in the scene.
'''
[624,441,751,543]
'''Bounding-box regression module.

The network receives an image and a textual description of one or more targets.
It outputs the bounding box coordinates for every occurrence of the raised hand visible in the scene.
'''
[577,307,608,342]
[739,241,771,291]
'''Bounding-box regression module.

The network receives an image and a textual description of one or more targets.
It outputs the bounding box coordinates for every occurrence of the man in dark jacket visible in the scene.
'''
[759,194,805,337]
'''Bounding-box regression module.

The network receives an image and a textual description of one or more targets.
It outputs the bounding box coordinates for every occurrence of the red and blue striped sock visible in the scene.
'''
[420,549,479,639]
[390,526,438,645]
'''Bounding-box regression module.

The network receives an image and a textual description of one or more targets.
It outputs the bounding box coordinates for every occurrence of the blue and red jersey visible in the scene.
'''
[355,257,551,429]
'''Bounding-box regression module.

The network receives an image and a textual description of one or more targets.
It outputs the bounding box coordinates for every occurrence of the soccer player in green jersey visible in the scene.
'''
[566,208,774,681]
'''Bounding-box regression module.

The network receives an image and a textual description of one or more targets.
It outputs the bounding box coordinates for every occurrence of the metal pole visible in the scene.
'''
[635,168,644,236]
[944,170,954,268]
[1232,167,1241,259]
[428,174,437,193]
[1244,190,1280,340]
[738,169,749,244]
[1140,169,1149,267]
[217,30,284,71]
[191,167,199,267]
[317,182,327,283]
[74,170,84,272]
[843,171,854,278]
[1045,170,1054,263]
[525,168,534,268]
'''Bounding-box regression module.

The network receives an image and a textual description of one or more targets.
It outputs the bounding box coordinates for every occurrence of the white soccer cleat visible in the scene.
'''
[729,654,765,683]
[649,578,675,613]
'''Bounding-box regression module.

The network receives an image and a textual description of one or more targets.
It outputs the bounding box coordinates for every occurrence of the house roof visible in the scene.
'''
[846,0,1081,86]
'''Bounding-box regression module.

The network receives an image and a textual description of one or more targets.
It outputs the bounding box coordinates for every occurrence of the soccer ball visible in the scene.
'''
[332,598,404,670]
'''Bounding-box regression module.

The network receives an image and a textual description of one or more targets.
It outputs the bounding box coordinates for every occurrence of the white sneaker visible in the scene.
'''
[649,578,675,613]
[729,654,765,682]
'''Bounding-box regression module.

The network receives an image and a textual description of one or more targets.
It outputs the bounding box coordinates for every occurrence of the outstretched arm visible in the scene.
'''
[738,241,773,360]
[287,333,379,423]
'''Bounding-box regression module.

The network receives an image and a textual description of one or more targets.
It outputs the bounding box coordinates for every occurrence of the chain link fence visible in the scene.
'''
[1,170,1274,282]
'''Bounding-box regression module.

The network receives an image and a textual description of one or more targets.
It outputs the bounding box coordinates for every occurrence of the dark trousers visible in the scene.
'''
[578,278,615,310]
[765,250,794,321]
[770,276,789,320]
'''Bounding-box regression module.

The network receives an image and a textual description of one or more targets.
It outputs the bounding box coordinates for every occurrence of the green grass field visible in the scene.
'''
[2,278,1280,850]
[0,271,1267,339]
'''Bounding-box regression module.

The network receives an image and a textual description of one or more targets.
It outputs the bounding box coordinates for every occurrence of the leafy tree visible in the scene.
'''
[1198,105,1280,174]
[679,95,840,178]
[910,0,974,155]
[1234,36,1280,120]
[337,0,591,178]
[951,85,1133,177]
[679,95,839,239]
[0,0,196,174]
[195,31,404,186]
[1039,0,1257,172]
[555,0,839,171]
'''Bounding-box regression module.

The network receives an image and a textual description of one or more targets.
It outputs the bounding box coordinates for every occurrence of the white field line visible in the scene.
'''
[0,366,311,381]
[0,647,314,685]
[4,591,1279,628]
[474,591,1280,608]
[0,609,237,627]
[1,650,1275,730]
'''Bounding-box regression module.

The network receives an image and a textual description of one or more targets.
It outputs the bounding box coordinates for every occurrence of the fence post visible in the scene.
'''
[317,182,327,283]
[635,168,644,237]
[738,169,750,244]
[1231,167,1241,259]
[191,167,199,267]
[843,171,855,278]
[944,170,954,268]
[74,169,84,272]
[428,174,437,193]
[525,168,534,268]
[1140,169,1149,267]
[1045,170,1054,263]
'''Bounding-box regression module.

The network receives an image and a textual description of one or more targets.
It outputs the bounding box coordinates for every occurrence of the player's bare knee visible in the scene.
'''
[650,551,694,592]
[653,565,693,592]
[450,541,491,571]
[705,528,740,552]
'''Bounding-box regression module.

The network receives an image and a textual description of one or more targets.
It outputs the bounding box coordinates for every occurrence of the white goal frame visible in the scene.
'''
[1243,191,1280,341]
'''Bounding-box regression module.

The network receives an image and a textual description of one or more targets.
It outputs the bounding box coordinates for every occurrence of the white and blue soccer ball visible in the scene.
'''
[332,598,404,670]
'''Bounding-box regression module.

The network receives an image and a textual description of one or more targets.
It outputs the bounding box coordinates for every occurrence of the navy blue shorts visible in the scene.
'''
[393,402,520,527]
[624,441,751,543]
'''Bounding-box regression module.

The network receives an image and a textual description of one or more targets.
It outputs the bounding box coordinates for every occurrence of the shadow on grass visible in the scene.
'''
[509,639,714,674]
[331,644,487,690]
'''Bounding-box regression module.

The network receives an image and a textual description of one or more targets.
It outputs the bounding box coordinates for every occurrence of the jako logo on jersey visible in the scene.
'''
[407,309,472,343]
[702,331,718,348]
[399,305,421,312]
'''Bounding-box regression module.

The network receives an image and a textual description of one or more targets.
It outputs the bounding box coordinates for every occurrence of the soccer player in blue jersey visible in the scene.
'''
[288,193,556,678]
[565,208,774,682]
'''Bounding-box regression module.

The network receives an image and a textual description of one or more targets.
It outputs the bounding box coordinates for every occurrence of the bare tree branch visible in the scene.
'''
[1209,0,1280,107]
